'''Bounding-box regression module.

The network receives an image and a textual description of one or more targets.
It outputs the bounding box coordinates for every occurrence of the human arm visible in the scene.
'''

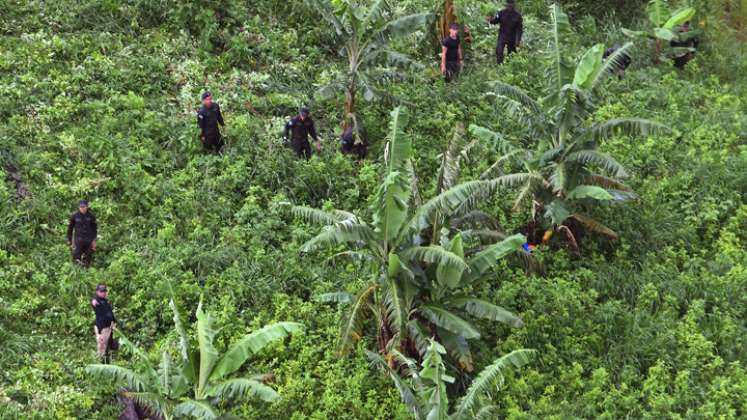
[516,15,523,46]
[67,214,75,244]
[283,120,291,141]
[440,45,447,74]
[488,11,500,25]
[91,214,97,250]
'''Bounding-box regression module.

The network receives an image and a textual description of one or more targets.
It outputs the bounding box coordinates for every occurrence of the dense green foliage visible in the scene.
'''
[1,0,747,419]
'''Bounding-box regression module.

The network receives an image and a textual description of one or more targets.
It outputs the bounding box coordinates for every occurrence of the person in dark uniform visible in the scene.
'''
[196,91,225,153]
[91,284,116,362]
[440,23,463,82]
[670,22,699,69]
[67,200,97,267]
[487,0,523,65]
[340,125,367,160]
[284,107,321,159]
[603,45,632,79]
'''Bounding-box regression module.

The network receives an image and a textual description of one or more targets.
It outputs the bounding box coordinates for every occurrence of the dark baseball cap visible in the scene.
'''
[299,106,310,116]
[201,91,212,100]
[506,0,515,4]
[449,23,459,30]
[79,200,89,207]
[96,284,107,292]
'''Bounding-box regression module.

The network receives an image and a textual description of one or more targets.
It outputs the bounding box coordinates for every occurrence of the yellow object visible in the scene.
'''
[542,230,554,244]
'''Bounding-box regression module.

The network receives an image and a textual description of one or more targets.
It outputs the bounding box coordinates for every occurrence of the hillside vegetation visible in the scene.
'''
[1,0,747,419]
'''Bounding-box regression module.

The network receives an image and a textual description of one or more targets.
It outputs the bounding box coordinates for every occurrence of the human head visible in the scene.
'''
[506,0,516,11]
[95,284,108,298]
[681,21,690,31]
[201,91,213,107]
[79,200,89,214]
[449,23,459,38]
[299,106,310,120]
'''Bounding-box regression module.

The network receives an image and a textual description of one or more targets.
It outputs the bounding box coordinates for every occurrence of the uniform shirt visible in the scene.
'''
[284,116,318,143]
[196,103,225,138]
[489,9,524,42]
[442,36,461,62]
[92,297,116,330]
[67,210,97,242]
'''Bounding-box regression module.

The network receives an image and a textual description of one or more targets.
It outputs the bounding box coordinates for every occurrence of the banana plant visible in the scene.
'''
[87,291,302,419]
[622,0,699,62]
[472,5,670,247]
[368,340,535,420]
[293,107,526,367]
[304,0,430,130]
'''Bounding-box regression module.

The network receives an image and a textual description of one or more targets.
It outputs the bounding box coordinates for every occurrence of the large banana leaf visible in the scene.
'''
[466,234,525,279]
[567,185,614,201]
[210,322,302,381]
[548,3,573,92]
[206,378,280,402]
[86,364,148,392]
[573,44,605,90]
[663,7,695,29]
[452,349,536,419]
[401,245,467,271]
[419,304,480,339]
[436,234,465,289]
[195,302,220,399]
[647,0,670,27]
[447,297,524,328]
[173,399,218,419]
[338,283,377,355]
[300,220,377,253]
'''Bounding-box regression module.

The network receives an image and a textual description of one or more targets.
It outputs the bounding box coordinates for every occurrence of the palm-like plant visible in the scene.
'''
[293,107,526,368]
[471,5,670,246]
[622,0,699,63]
[368,339,535,420]
[305,0,430,130]
[87,294,302,419]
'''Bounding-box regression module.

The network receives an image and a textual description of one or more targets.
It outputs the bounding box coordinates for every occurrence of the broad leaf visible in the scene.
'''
[195,302,220,399]
[663,7,696,29]
[567,185,614,201]
[573,44,605,90]
[436,234,465,289]
[466,234,525,279]
[419,304,480,339]
[207,378,280,402]
[447,298,524,328]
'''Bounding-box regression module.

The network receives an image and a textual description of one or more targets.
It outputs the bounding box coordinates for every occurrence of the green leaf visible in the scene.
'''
[195,302,219,399]
[573,44,605,90]
[85,364,147,392]
[664,7,696,29]
[401,246,467,272]
[453,349,536,419]
[211,322,302,381]
[447,298,524,328]
[338,283,377,355]
[466,234,525,279]
[300,221,377,253]
[173,399,218,419]
[654,27,677,41]
[436,234,465,289]
[207,378,280,403]
[419,304,480,339]
[315,292,354,304]
[544,200,570,225]
[567,185,614,201]
[647,0,670,27]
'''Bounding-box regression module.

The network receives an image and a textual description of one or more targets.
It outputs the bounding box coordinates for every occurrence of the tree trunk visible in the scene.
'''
[437,0,457,40]
[342,78,356,132]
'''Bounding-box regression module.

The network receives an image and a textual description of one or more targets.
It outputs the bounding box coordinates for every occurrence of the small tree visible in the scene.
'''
[368,339,536,419]
[622,0,698,63]
[293,107,526,367]
[87,293,302,419]
[471,4,670,247]
[305,0,430,130]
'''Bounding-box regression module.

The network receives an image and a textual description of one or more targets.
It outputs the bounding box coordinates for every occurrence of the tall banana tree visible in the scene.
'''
[293,107,526,367]
[305,0,430,130]
[87,293,302,419]
[472,5,670,247]
[368,340,535,420]
[622,0,698,63]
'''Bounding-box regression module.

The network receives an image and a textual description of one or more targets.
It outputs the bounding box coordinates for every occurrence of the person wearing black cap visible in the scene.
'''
[441,23,464,82]
[283,106,320,159]
[340,125,368,160]
[196,91,225,153]
[67,200,97,267]
[91,284,116,361]
[487,0,523,65]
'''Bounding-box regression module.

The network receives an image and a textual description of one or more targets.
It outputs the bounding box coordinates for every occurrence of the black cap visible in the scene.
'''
[449,23,459,30]
[96,284,107,292]
[201,91,212,100]
[79,200,89,207]
[299,106,310,116]
[506,0,515,4]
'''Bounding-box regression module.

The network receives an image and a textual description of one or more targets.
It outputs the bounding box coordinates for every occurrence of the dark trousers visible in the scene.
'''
[673,52,694,69]
[292,139,312,159]
[73,239,94,267]
[202,133,224,153]
[444,61,461,82]
[496,36,517,64]
[341,142,367,159]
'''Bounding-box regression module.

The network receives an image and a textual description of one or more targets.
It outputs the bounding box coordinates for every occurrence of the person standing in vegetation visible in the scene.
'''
[671,21,699,69]
[604,45,632,79]
[91,284,116,362]
[67,200,97,267]
[196,91,225,153]
[340,125,367,159]
[284,106,321,159]
[487,0,523,64]
[441,23,463,81]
